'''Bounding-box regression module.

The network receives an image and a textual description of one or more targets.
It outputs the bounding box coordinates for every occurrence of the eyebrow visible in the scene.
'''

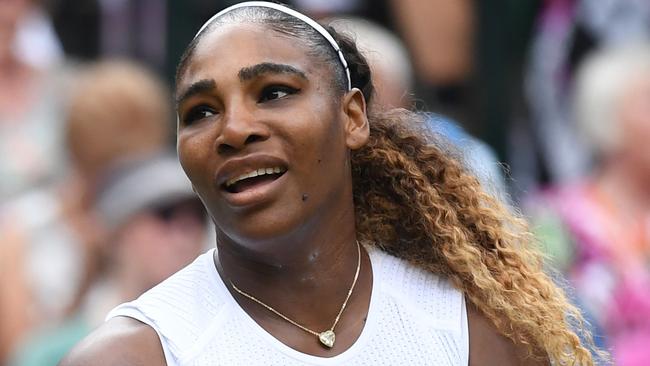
[238,62,307,82]
[176,63,307,107]
[176,79,217,106]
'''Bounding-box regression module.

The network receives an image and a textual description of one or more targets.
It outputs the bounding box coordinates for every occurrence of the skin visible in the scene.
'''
[0,0,39,121]
[594,75,650,220]
[60,22,547,366]
[617,75,650,172]
[110,200,207,299]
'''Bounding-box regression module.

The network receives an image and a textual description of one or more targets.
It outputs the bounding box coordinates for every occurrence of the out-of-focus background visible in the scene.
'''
[0,0,648,365]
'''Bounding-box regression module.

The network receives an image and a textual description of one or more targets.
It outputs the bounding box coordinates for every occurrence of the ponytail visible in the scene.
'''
[329,28,600,365]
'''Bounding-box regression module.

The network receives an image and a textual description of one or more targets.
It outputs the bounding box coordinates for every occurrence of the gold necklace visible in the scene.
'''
[230,241,361,349]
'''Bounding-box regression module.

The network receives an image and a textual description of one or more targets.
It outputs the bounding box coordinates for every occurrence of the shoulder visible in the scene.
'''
[467,303,549,366]
[98,249,225,361]
[59,317,166,366]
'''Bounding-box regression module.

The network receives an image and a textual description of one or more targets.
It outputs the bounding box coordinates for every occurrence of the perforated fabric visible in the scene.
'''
[107,246,469,366]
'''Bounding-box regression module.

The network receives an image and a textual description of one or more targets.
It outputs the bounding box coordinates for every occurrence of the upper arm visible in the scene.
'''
[59,316,167,366]
[467,303,549,366]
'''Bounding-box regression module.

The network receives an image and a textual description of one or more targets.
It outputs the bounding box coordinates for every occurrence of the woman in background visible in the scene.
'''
[0,60,172,364]
[528,44,650,366]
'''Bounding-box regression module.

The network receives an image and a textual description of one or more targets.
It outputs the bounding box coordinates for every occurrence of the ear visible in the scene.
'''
[341,88,370,150]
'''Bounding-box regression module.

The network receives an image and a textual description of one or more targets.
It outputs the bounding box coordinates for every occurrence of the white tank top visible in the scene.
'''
[107,246,469,366]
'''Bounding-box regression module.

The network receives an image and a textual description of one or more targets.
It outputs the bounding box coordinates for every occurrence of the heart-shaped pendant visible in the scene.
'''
[319,330,335,348]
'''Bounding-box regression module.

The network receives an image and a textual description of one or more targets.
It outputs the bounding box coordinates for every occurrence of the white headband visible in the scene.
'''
[194,1,352,91]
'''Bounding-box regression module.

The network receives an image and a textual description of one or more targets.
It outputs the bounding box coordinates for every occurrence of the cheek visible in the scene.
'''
[291,103,346,166]
[620,93,650,149]
[177,133,214,194]
[292,115,350,197]
[177,139,198,181]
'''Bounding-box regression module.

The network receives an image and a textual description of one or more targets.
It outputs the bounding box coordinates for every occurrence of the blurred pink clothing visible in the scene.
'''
[529,182,650,365]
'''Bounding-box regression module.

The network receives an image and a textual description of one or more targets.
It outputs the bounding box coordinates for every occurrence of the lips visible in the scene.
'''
[215,155,288,206]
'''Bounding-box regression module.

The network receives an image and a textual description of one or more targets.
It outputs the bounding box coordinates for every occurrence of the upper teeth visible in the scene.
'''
[226,167,284,187]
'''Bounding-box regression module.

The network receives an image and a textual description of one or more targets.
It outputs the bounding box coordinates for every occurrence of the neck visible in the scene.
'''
[113,262,153,302]
[214,203,365,330]
[596,156,650,215]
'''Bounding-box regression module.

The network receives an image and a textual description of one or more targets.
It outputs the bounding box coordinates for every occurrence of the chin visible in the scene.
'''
[216,210,308,248]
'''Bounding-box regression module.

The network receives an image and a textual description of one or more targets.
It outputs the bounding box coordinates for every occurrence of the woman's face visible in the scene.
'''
[176,23,367,247]
[617,74,650,169]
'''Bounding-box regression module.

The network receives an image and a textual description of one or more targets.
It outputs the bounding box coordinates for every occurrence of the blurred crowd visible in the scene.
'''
[0,0,648,365]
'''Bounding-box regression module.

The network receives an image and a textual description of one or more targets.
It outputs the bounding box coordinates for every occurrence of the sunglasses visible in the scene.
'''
[152,199,206,223]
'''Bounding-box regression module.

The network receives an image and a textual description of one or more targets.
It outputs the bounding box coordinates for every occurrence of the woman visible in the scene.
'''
[527,44,650,366]
[62,2,598,365]
[0,59,172,364]
[0,0,68,200]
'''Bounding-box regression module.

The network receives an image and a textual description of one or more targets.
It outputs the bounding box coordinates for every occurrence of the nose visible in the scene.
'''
[216,100,270,155]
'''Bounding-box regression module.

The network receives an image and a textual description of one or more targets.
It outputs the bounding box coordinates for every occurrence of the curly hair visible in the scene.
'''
[177,5,604,365]
[338,31,603,366]
[339,33,603,366]
[352,108,601,364]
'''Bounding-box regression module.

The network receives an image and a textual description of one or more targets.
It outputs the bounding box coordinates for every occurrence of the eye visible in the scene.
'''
[258,85,299,103]
[182,105,216,125]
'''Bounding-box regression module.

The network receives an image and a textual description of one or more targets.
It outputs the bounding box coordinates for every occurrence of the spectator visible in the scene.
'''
[10,154,208,366]
[0,0,69,200]
[0,60,172,363]
[527,43,650,366]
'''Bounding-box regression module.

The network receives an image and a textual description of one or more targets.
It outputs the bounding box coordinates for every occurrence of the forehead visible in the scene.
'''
[179,23,323,88]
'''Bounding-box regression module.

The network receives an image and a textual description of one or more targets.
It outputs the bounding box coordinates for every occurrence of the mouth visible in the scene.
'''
[222,166,287,194]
